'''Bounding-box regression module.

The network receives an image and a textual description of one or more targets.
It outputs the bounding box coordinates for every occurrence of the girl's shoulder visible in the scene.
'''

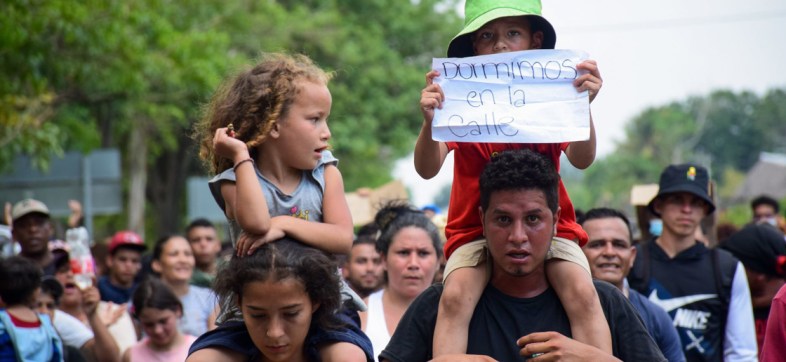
[310,150,339,188]
[209,167,238,184]
[317,150,338,168]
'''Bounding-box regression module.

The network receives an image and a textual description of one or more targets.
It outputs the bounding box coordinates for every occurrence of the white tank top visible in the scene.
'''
[364,289,390,361]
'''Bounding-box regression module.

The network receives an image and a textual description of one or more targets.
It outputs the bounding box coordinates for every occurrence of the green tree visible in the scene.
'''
[1,0,461,237]
[570,88,786,212]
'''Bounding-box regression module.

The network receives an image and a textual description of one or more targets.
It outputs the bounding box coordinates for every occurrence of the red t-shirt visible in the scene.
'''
[443,142,588,259]
[761,285,786,361]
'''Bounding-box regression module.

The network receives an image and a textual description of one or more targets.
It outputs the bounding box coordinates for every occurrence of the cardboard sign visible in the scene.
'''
[431,49,590,143]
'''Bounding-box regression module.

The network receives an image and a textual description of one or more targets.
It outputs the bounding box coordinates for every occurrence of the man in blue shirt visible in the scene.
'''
[580,207,685,362]
[97,230,146,304]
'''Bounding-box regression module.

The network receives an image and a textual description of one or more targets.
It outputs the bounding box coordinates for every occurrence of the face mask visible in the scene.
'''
[765,217,778,227]
[649,219,663,237]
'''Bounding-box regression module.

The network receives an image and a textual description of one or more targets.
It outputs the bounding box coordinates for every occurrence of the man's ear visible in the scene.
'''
[105,255,114,268]
[652,199,663,216]
[380,253,388,271]
[532,31,544,49]
[628,245,638,269]
[553,206,562,234]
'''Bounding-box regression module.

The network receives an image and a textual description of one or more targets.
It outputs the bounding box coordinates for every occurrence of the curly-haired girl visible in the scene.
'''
[190,53,371,361]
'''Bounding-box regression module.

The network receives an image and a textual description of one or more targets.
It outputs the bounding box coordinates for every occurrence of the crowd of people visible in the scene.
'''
[3,0,786,361]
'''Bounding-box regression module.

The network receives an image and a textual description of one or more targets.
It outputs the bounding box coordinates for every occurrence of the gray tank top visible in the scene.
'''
[208,151,338,322]
[208,150,337,247]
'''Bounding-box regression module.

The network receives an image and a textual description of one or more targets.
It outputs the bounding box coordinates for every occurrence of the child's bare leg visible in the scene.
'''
[319,342,367,362]
[433,264,488,356]
[546,259,612,353]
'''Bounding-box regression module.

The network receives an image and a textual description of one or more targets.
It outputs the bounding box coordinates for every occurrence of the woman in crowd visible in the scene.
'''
[123,278,197,361]
[188,237,371,361]
[150,235,218,337]
[364,202,442,359]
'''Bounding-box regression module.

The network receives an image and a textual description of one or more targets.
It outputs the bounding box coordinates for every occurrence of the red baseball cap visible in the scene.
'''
[108,230,147,255]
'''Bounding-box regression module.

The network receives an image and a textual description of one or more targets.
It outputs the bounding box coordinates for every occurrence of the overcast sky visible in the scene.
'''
[395,0,786,207]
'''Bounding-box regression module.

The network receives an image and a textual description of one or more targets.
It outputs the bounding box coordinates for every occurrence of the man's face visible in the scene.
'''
[753,204,777,225]
[187,226,221,267]
[481,189,557,278]
[12,213,52,256]
[653,192,708,239]
[342,243,383,297]
[582,217,636,289]
[107,248,142,287]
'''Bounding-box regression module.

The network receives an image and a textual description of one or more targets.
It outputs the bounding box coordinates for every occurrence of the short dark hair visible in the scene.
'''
[40,277,64,305]
[132,278,183,318]
[213,238,342,330]
[0,256,42,305]
[479,149,559,213]
[185,218,216,238]
[751,195,780,214]
[374,201,443,260]
[354,222,378,247]
[579,207,633,241]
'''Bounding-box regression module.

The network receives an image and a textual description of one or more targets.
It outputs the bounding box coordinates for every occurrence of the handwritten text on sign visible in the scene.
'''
[431,49,590,143]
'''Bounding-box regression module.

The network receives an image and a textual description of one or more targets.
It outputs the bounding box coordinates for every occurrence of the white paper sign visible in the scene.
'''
[431,49,590,143]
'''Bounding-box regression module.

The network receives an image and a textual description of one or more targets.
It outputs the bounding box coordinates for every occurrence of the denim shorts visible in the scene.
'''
[188,308,373,362]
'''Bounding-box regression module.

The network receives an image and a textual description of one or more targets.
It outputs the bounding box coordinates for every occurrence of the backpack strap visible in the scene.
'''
[39,314,63,362]
[711,248,736,306]
[0,310,24,361]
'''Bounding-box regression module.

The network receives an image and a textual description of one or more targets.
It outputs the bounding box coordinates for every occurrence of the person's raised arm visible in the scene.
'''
[239,164,353,256]
[214,127,272,235]
[415,70,450,179]
[565,60,602,170]
[67,200,83,228]
[81,286,120,362]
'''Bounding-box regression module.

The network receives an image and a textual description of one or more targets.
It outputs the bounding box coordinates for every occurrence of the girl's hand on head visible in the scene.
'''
[213,127,250,163]
[236,229,284,257]
[574,60,602,103]
[420,70,445,124]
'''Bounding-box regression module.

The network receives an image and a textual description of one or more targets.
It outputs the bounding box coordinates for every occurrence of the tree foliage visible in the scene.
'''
[1,0,460,237]
[567,88,786,212]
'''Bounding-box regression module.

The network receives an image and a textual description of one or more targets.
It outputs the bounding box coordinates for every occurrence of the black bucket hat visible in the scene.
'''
[648,164,715,216]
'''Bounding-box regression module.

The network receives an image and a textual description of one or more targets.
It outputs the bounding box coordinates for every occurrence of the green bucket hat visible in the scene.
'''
[447,0,557,58]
